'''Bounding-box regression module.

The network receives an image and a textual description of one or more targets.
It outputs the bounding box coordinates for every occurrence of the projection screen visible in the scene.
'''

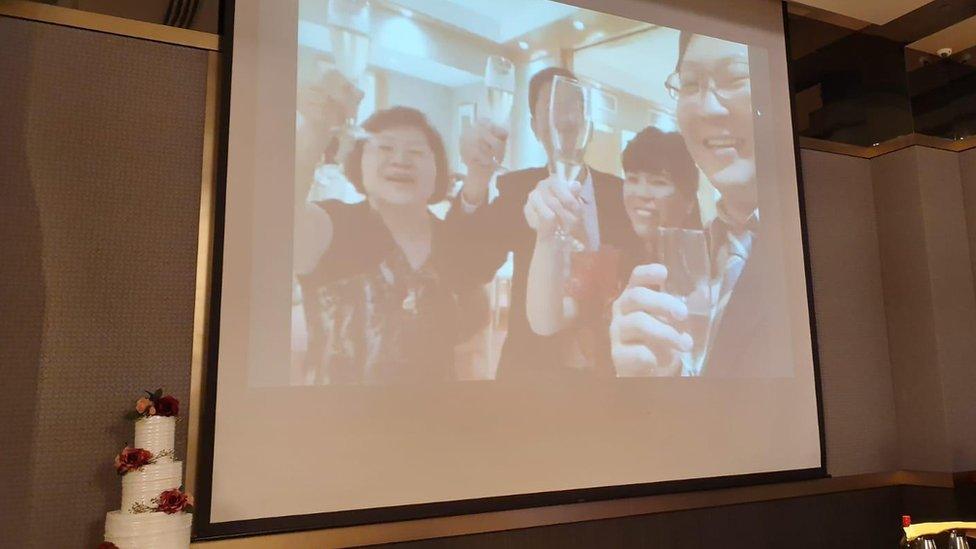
[200,0,823,536]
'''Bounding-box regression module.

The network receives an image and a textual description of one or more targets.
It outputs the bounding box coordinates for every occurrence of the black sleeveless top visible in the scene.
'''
[298,201,462,384]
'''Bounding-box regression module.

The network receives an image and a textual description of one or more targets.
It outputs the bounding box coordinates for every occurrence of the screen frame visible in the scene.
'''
[192,0,827,540]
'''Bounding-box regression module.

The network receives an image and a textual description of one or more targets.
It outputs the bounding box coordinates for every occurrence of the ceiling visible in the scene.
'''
[908,14,976,55]
[574,27,677,114]
[390,0,577,43]
[787,0,931,26]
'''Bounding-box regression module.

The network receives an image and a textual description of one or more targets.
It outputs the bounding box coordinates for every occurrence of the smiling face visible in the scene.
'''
[623,171,691,240]
[676,35,757,210]
[360,126,437,208]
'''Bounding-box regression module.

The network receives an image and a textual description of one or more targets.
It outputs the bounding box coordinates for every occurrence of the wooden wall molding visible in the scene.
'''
[800,134,976,159]
[190,470,959,547]
[0,0,219,50]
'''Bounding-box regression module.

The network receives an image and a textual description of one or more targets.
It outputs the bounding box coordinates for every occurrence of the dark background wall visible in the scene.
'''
[1,12,975,549]
[0,15,207,547]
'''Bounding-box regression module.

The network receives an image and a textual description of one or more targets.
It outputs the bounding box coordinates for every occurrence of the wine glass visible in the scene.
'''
[655,228,712,376]
[548,75,592,248]
[327,0,370,135]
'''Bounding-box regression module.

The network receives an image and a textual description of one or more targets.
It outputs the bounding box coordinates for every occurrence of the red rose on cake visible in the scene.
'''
[113,447,153,475]
[155,395,179,417]
[156,488,194,514]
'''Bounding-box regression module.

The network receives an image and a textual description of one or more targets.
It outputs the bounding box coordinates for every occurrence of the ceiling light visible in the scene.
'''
[518,41,529,50]
[590,31,606,42]
[573,20,585,30]
[399,7,413,18]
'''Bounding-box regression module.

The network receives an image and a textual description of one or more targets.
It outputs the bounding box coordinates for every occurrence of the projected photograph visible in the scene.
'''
[289,0,770,385]
[207,0,821,531]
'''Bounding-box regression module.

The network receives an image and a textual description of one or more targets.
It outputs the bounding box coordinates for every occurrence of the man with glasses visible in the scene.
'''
[611,32,776,377]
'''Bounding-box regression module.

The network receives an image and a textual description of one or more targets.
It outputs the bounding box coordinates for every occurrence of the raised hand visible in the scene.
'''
[523,174,582,241]
[610,264,693,377]
[458,118,508,206]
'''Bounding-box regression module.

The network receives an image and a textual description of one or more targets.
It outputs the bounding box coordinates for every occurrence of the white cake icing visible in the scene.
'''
[134,416,176,460]
[104,510,191,549]
[105,413,191,548]
[121,460,183,513]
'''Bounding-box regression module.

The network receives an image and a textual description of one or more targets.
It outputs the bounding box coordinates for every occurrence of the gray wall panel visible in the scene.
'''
[0,15,207,547]
[800,149,899,475]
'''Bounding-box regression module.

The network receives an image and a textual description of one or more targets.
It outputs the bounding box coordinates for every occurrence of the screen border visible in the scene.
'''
[192,0,827,540]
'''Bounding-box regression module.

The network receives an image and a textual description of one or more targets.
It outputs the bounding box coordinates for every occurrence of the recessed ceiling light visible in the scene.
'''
[573,20,585,30]
[518,41,529,50]
[590,31,606,41]
[400,8,413,18]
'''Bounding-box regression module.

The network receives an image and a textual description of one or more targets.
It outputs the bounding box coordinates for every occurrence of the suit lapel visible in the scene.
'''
[704,236,765,377]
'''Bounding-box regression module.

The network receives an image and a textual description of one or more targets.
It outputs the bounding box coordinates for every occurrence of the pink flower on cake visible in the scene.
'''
[114,447,153,475]
[135,397,152,414]
[155,395,179,417]
[156,488,193,514]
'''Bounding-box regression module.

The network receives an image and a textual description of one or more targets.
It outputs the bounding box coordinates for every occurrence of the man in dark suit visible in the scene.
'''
[448,67,640,379]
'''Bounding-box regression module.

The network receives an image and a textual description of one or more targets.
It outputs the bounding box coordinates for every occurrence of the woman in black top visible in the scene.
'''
[295,107,478,384]
[524,126,703,374]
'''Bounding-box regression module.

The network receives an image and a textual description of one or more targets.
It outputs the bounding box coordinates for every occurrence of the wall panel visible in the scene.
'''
[800,149,899,475]
[0,15,207,547]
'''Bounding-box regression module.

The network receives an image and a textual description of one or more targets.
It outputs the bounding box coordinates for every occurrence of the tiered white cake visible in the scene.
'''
[104,416,192,548]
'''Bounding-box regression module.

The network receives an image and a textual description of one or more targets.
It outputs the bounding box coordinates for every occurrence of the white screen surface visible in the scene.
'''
[210,0,821,524]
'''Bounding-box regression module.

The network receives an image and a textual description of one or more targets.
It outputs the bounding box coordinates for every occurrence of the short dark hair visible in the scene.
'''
[622,126,699,200]
[528,66,577,119]
[345,107,451,204]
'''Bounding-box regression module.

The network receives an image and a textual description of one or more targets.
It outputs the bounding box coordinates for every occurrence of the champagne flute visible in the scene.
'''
[327,0,370,137]
[484,55,515,173]
[655,228,712,376]
[548,75,592,249]
[485,55,515,128]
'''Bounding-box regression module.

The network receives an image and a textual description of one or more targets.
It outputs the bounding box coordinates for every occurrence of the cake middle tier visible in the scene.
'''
[121,460,183,514]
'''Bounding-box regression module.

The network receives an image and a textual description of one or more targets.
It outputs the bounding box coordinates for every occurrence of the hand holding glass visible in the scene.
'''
[548,76,592,249]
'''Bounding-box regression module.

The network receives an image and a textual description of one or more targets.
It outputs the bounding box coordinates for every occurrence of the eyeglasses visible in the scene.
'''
[665,67,750,101]
[364,138,432,162]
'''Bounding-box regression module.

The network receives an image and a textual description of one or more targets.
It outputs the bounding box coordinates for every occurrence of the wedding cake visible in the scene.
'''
[103,390,193,549]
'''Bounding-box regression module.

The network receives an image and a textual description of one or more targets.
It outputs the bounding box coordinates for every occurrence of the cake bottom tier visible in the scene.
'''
[104,510,192,549]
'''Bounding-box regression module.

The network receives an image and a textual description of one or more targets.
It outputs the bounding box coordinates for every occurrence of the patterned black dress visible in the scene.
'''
[298,201,468,384]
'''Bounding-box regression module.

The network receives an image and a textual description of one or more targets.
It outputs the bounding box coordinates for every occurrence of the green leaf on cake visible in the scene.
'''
[153,388,163,401]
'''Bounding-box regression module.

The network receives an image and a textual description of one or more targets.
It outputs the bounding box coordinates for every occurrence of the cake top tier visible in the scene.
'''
[133,416,176,459]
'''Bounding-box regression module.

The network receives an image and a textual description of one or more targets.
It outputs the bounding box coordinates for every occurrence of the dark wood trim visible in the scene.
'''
[800,134,976,159]
[189,471,957,547]
[0,0,219,50]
